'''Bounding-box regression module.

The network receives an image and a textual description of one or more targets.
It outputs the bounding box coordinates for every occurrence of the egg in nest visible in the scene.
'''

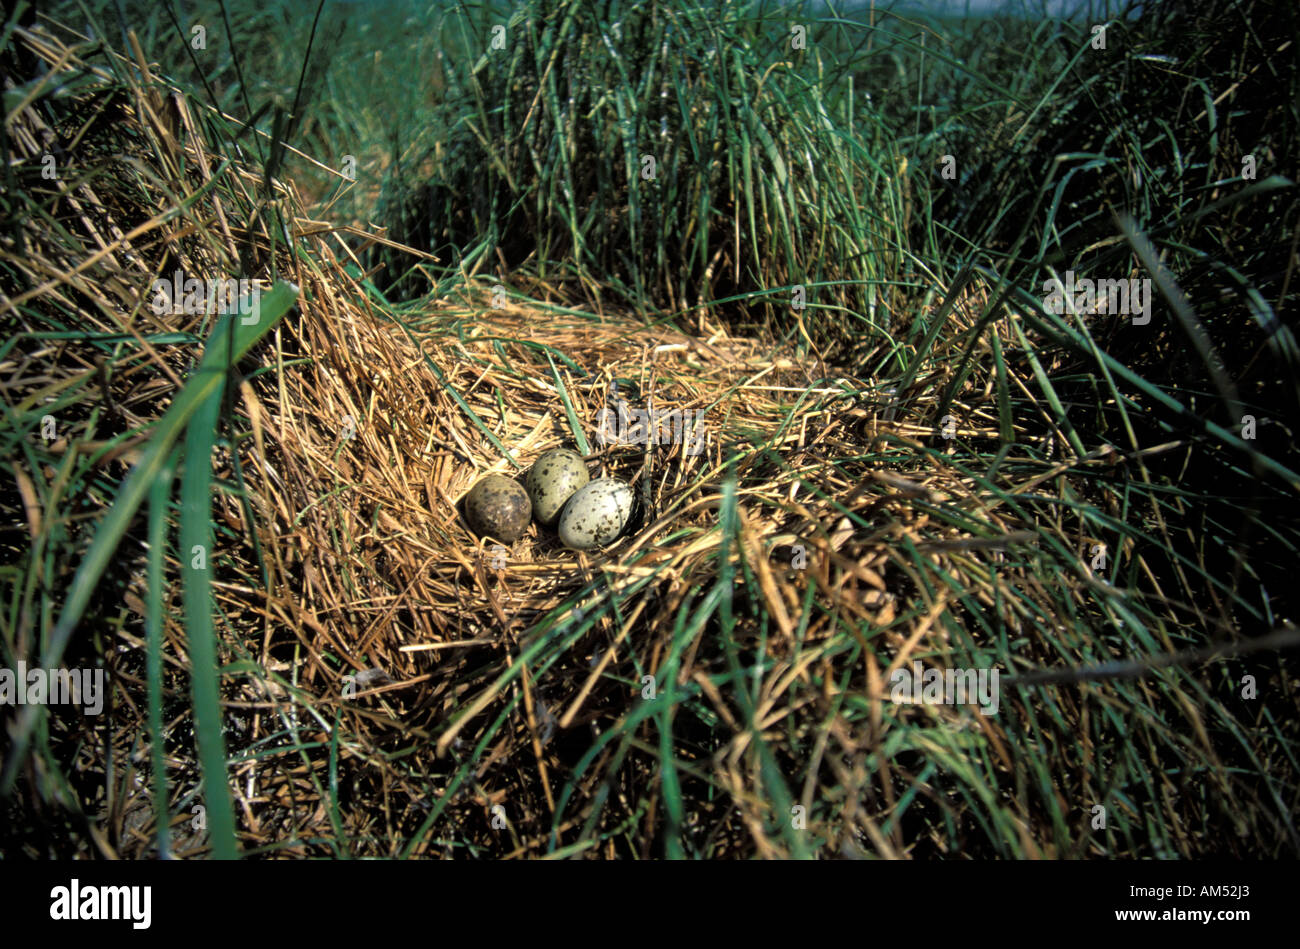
[526,449,590,528]
[464,474,532,542]
[558,478,635,550]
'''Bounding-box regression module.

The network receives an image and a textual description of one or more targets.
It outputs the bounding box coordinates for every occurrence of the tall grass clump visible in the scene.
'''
[906,0,1300,629]
[854,0,1300,855]
[369,0,907,362]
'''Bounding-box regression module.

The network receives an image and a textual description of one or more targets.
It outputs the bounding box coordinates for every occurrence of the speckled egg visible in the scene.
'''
[558,478,634,550]
[526,449,590,528]
[464,474,532,542]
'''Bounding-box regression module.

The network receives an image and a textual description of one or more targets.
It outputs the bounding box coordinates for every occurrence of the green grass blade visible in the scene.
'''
[548,354,590,456]
[180,376,238,859]
[147,445,180,859]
